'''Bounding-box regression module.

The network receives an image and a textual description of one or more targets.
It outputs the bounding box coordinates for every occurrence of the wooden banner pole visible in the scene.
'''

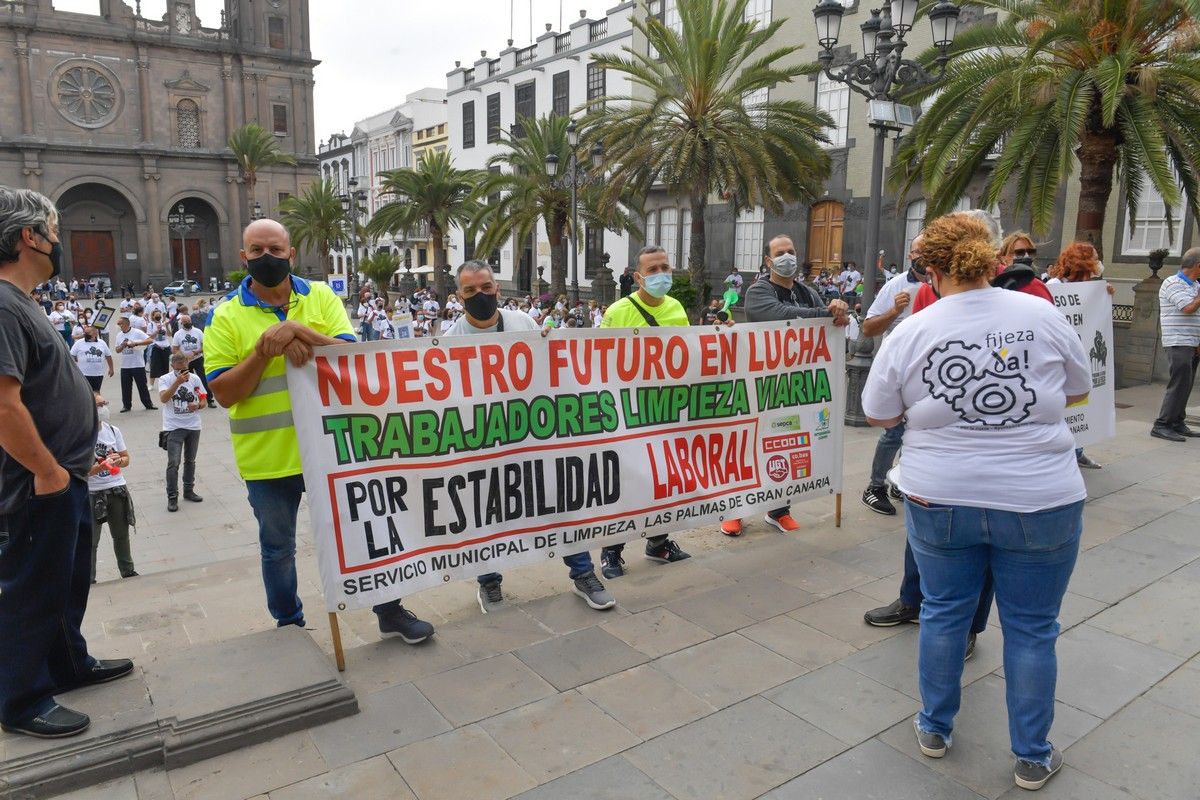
[328,612,346,672]
[835,493,842,528]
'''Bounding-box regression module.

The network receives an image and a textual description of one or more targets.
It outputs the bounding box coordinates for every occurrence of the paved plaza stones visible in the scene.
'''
[5,384,1200,799]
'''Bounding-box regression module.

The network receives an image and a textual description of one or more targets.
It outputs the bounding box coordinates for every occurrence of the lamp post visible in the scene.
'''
[340,177,367,299]
[167,203,197,295]
[812,0,961,425]
[545,119,605,306]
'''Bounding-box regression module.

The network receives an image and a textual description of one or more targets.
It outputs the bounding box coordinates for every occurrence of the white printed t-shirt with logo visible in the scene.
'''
[866,270,923,338]
[158,372,206,431]
[862,286,1091,513]
[89,422,128,492]
[115,328,152,369]
[70,338,111,377]
[172,327,204,361]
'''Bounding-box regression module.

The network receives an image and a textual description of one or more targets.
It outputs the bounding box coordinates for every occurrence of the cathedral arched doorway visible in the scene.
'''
[164,197,222,284]
[57,183,138,288]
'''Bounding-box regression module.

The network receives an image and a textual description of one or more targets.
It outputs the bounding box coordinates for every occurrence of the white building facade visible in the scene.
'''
[318,88,448,281]
[446,3,636,297]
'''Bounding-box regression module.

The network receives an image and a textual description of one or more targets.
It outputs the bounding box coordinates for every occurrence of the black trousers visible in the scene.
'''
[190,355,213,402]
[120,366,153,410]
[0,479,95,725]
[1155,345,1199,429]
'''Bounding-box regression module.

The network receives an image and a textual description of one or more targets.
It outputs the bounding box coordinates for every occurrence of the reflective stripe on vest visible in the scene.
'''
[228,409,294,435]
[248,373,289,398]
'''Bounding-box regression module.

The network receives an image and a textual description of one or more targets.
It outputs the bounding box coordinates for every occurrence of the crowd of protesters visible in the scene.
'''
[0,181,1173,794]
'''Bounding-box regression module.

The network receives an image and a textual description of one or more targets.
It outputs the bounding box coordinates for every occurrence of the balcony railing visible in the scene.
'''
[589,19,608,41]
[556,33,571,53]
[463,69,475,86]
[516,46,536,66]
[488,59,500,76]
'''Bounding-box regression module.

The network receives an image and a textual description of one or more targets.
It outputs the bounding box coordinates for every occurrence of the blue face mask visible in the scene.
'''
[641,272,674,298]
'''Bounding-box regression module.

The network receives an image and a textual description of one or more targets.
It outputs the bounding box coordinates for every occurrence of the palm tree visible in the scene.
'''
[583,0,833,310]
[891,0,1200,248]
[228,123,297,215]
[474,115,639,298]
[368,150,482,298]
[278,178,345,275]
[358,251,401,304]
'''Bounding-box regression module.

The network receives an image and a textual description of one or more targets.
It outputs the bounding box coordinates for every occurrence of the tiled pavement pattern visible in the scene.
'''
[23,385,1200,799]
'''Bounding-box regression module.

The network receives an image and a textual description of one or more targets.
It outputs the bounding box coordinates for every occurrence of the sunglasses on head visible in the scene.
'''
[1013,248,1037,257]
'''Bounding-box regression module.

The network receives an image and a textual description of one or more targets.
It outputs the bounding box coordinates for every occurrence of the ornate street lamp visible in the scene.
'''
[341,177,367,299]
[812,0,961,425]
[545,118,605,306]
[167,202,197,294]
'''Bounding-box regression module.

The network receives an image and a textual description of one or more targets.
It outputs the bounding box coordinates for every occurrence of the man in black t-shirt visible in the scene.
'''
[0,187,133,740]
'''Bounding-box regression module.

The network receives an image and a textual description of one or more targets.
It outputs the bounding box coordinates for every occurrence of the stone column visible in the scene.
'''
[142,158,164,273]
[221,56,238,141]
[1125,271,1164,385]
[136,45,153,143]
[225,166,244,245]
[14,33,34,137]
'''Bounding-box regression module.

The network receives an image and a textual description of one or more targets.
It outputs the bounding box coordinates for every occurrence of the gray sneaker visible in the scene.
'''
[914,718,948,758]
[1014,747,1063,791]
[572,571,616,610]
[477,580,504,614]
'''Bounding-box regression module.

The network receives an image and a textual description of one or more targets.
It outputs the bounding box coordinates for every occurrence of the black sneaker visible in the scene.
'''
[645,539,690,564]
[914,719,948,758]
[888,484,905,501]
[864,598,919,627]
[965,632,977,662]
[183,491,203,502]
[1014,747,1063,791]
[861,487,896,515]
[1173,424,1200,437]
[601,550,625,579]
[1151,426,1186,442]
[377,605,434,644]
[167,496,179,512]
[1,704,90,739]
[477,580,504,614]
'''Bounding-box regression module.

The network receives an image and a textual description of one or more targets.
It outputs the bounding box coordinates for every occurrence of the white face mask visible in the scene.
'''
[1096,260,1105,275]
[97,405,111,423]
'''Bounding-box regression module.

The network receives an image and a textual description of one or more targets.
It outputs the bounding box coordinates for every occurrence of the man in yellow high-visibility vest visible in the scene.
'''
[205,219,433,643]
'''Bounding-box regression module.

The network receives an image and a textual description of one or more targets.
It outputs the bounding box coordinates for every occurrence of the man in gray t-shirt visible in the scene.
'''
[0,187,133,740]
[448,260,616,615]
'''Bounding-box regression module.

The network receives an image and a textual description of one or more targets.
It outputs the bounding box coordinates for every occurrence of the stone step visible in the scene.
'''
[0,627,357,800]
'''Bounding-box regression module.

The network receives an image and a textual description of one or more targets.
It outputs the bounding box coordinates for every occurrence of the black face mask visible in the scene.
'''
[910,258,926,278]
[34,230,62,279]
[463,290,499,322]
[246,253,291,288]
[182,323,193,330]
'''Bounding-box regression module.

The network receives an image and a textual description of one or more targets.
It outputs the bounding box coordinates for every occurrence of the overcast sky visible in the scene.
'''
[55,0,609,141]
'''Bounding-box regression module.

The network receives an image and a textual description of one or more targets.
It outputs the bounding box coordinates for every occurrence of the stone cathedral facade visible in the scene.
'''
[0,0,317,288]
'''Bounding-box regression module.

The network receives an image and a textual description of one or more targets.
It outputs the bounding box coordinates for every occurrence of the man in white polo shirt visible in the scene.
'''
[1152,247,1200,441]
[114,316,155,412]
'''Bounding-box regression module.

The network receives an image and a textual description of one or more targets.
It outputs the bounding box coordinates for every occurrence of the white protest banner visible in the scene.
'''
[289,320,846,611]
[1048,281,1115,446]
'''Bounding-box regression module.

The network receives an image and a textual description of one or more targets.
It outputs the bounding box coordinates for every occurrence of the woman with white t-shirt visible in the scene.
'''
[862,213,1091,792]
[88,393,138,581]
[70,326,114,391]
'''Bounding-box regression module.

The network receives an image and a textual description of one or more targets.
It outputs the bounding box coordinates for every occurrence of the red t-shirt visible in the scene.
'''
[910,265,1054,312]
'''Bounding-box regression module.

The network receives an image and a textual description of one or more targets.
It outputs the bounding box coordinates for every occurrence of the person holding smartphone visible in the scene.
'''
[158,352,206,512]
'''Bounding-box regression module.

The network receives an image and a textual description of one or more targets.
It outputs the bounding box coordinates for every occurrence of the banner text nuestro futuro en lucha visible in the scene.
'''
[288,320,846,611]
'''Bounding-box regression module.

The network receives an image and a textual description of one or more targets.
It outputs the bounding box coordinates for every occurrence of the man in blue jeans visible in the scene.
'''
[206,220,434,642]
[0,187,133,738]
[447,261,615,613]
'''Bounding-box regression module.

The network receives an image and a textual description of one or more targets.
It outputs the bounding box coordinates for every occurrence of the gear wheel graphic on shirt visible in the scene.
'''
[921,341,982,402]
[950,370,1036,426]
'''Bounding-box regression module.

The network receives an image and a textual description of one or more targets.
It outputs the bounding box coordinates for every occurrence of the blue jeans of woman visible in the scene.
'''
[906,498,1083,766]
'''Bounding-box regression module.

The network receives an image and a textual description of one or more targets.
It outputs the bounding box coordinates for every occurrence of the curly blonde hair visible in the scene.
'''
[921,212,999,283]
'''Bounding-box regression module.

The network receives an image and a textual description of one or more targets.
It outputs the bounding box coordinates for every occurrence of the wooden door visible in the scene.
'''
[69,231,116,278]
[806,201,844,274]
[170,238,203,281]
